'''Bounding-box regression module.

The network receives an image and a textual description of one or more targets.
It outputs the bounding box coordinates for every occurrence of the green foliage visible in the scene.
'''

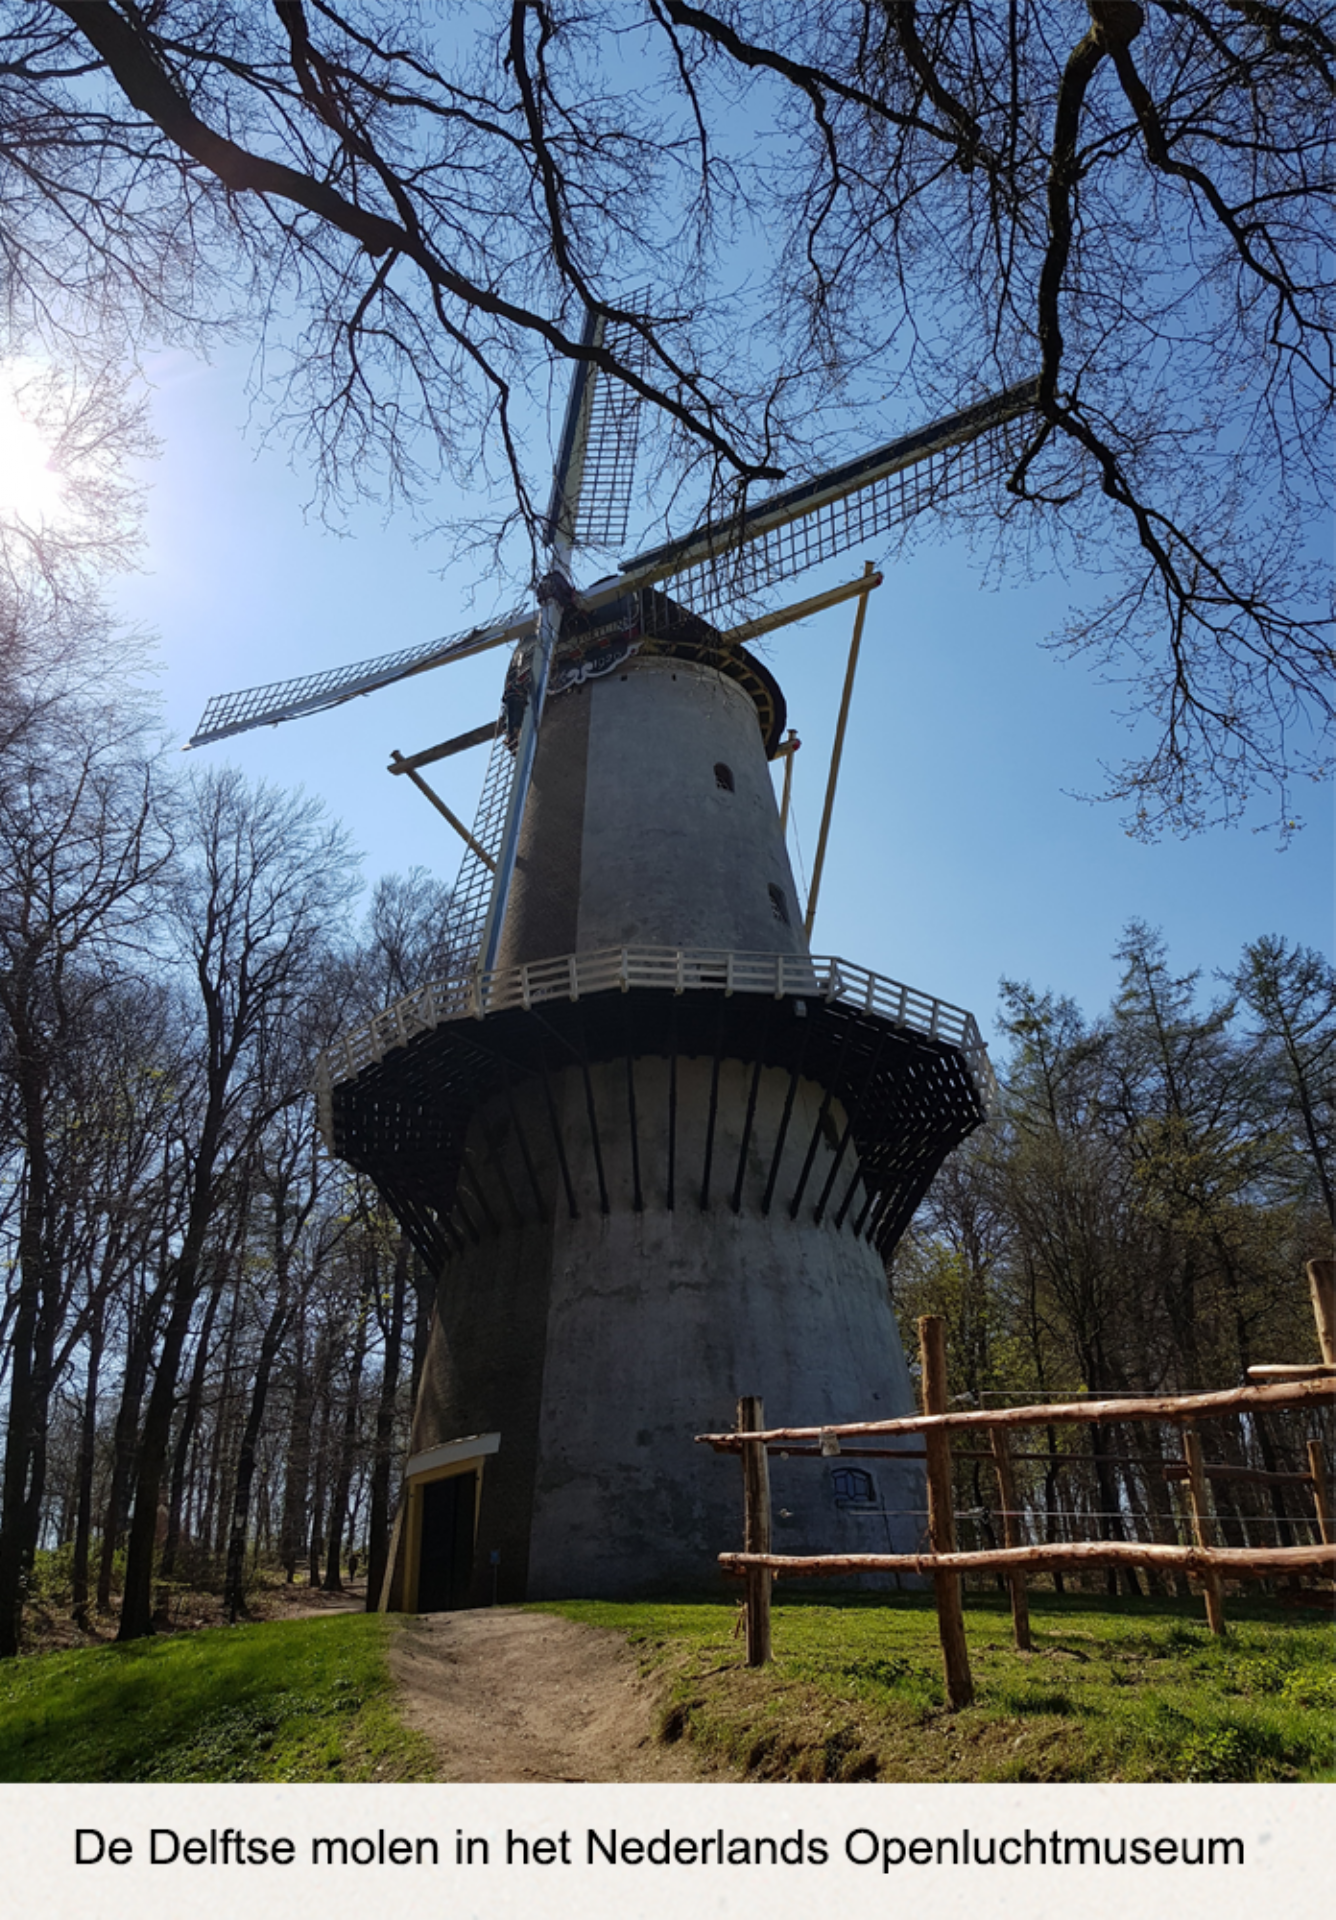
[0,1614,433,1783]
[25,1545,77,1611]
[536,1592,1336,1784]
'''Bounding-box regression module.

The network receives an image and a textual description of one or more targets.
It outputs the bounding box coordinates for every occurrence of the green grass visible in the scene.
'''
[0,1613,435,1783]
[534,1590,1336,1784]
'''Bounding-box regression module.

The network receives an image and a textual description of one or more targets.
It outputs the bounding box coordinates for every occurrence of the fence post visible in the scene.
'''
[1307,1439,1332,1546]
[738,1395,772,1667]
[1182,1425,1226,1635]
[1308,1258,1335,1365]
[918,1316,974,1708]
[990,1426,1031,1652]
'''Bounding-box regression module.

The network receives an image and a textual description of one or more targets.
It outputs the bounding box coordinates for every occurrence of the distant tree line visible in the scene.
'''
[0,610,455,1654]
[892,924,1334,1593]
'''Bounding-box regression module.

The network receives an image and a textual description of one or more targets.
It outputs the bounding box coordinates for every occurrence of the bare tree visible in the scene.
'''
[0,360,154,614]
[0,664,167,1656]
[116,768,358,1641]
[222,1093,347,1622]
[0,2,1327,828]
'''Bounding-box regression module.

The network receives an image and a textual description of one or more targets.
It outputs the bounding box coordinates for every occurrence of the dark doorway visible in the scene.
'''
[416,1471,478,1611]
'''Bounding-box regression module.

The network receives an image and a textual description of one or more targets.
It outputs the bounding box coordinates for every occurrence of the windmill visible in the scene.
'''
[191,312,1036,1608]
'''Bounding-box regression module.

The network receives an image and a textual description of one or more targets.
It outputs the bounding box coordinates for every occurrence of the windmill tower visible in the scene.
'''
[191,314,1034,1607]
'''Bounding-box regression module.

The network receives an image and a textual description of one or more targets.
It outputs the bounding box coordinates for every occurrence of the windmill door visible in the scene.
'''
[416,1470,478,1611]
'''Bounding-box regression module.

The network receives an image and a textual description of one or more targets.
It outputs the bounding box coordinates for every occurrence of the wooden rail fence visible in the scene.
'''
[700,1263,1336,1707]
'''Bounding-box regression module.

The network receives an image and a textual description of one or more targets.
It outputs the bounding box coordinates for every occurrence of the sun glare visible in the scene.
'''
[0,384,64,523]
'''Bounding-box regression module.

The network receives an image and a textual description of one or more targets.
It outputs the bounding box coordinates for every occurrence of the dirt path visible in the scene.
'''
[388,1608,708,1782]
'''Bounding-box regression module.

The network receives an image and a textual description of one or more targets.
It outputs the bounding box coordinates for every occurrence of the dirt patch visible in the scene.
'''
[21,1577,371,1654]
[269,1582,367,1621]
[388,1608,714,1782]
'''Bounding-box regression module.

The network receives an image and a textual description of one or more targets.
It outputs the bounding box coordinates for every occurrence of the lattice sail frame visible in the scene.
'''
[439,718,514,972]
[618,377,1039,630]
[574,295,652,549]
[641,406,1033,630]
[189,603,534,748]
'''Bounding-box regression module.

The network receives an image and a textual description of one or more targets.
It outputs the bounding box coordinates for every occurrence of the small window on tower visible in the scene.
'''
[714,762,735,792]
[769,883,790,925]
[832,1466,877,1508]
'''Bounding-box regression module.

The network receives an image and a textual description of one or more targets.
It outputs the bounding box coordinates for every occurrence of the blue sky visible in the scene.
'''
[112,342,1332,1048]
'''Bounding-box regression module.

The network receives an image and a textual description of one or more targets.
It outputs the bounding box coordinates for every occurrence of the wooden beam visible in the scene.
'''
[697,1375,1336,1449]
[920,1316,973,1709]
[804,562,877,939]
[720,570,883,647]
[1162,1461,1315,1488]
[1308,1257,1335,1364]
[991,1427,1031,1652]
[1308,1440,1332,1547]
[764,1445,930,1459]
[388,752,496,868]
[1183,1427,1226,1635]
[777,728,799,831]
[387,721,497,773]
[739,1396,772,1667]
[1246,1363,1336,1381]
[719,1541,1336,1579]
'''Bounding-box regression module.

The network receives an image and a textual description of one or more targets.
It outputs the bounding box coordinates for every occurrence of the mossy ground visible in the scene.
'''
[0,1612,435,1782]
[535,1589,1336,1783]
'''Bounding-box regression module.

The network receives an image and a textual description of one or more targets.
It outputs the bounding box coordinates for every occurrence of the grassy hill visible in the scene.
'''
[540,1590,1336,1783]
[0,1612,434,1782]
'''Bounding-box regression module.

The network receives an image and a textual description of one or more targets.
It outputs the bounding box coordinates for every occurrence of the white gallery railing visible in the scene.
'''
[316,945,996,1118]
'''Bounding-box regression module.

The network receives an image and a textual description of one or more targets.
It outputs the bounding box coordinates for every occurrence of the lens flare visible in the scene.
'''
[0,384,64,523]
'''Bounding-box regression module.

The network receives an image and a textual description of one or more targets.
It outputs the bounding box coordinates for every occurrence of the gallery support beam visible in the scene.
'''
[804,563,878,940]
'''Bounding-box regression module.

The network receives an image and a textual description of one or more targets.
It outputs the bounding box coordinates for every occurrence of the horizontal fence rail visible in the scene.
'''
[718,1543,1336,1581]
[316,946,995,1117]
[696,1376,1335,1451]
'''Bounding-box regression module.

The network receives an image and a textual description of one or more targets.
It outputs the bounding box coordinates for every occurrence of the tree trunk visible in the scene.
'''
[0,1072,53,1657]
[279,1313,313,1582]
[159,1273,225,1580]
[1043,1424,1066,1594]
[307,1331,333,1588]
[71,1289,105,1629]
[324,1292,370,1592]
[117,1270,203,1640]
[365,1237,407,1610]
[223,1291,289,1622]
[208,1288,245,1561]
[96,1272,161,1613]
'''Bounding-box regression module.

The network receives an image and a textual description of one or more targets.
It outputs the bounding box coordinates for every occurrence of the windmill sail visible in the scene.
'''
[186,603,536,749]
[573,294,652,548]
[617,377,1039,627]
[190,378,1034,751]
[474,299,629,976]
[439,716,515,972]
